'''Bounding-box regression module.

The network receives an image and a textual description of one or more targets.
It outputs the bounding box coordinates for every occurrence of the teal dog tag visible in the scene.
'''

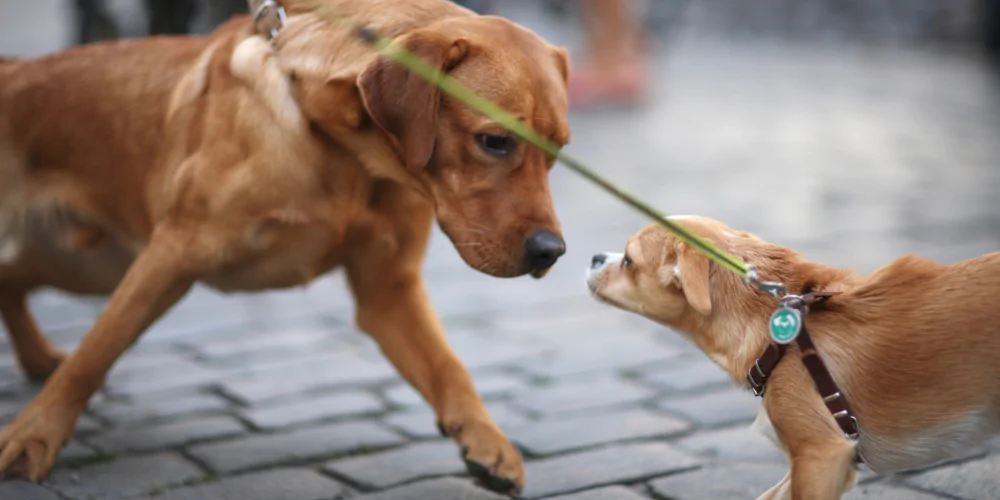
[769,307,802,344]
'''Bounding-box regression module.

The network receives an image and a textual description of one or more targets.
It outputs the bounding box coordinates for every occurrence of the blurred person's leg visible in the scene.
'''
[452,0,494,14]
[984,0,1000,62]
[75,0,119,45]
[146,0,198,36]
[570,0,648,108]
[207,0,250,27]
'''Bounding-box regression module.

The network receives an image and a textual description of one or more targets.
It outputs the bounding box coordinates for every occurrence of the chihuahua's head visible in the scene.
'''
[586,216,842,361]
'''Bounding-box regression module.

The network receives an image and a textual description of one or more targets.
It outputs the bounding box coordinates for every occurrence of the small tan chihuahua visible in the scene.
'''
[587,215,1000,500]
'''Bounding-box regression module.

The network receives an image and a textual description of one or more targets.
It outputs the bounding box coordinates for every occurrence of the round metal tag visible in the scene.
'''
[769,307,802,344]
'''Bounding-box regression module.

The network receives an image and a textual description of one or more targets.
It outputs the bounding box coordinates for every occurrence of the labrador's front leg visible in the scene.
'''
[346,258,523,495]
[0,226,196,480]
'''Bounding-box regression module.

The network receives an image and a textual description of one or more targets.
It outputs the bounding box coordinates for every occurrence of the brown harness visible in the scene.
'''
[746,291,861,441]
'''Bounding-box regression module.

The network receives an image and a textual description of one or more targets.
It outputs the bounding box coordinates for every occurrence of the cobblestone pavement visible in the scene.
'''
[3,1,1000,499]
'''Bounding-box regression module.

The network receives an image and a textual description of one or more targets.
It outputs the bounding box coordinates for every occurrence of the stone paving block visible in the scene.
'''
[146,468,345,500]
[0,394,43,420]
[844,483,948,500]
[57,441,101,465]
[854,464,881,484]
[989,436,1000,453]
[186,327,332,359]
[654,386,760,428]
[673,424,786,463]
[48,452,203,499]
[545,485,650,500]
[109,351,194,377]
[187,328,357,368]
[89,415,246,453]
[511,376,655,416]
[0,377,41,398]
[486,303,623,338]
[382,402,531,439]
[356,477,507,500]
[105,359,234,396]
[508,408,691,456]
[404,334,548,372]
[219,355,397,405]
[91,393,231,425]
[905,454,1000,499]
[900,445,991,474]
[74,413,105,434]
[517,332,683,379]
[636,357,733,393]
[0,480,61,500]
[520,442,701,499]
[325,440,465,489]
[188,420,406,473]
[383,372,527,408]
[649,462,788,499]
[0,411,103,435]
[240,390,385,430]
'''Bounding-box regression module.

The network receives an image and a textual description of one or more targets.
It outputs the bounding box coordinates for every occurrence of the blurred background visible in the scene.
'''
[1,1,999,499]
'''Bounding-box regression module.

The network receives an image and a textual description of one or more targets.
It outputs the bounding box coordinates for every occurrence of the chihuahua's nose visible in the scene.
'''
[591,253,607,269]
[524,230,566,273]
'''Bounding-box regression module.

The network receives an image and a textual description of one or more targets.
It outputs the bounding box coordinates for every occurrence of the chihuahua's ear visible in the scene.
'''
[674,242,712,315]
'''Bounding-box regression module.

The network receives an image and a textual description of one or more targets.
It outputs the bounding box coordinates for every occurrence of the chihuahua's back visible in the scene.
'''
[808,252,1000,473]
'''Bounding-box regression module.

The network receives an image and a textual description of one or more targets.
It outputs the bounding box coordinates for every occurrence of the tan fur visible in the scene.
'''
[0,0,572,490]
[588,215,1000,500]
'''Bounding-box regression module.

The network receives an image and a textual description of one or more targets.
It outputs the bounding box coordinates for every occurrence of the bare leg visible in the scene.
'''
[146,0,198,36]
[569,0,649,108]
[74,0,119,45]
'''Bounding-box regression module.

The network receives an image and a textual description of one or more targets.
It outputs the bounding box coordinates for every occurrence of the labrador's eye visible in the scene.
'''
[476,133,517,157]
[622,254,633,267]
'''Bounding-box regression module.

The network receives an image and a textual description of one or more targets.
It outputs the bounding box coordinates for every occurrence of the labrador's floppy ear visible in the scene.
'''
[357,29,469,172]
[675,242,712,315]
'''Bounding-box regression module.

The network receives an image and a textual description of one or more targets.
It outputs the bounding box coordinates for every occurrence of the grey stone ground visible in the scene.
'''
[2,1,1000,499]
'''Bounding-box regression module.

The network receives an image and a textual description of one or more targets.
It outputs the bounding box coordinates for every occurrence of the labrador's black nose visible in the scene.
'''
[524,231,566,273]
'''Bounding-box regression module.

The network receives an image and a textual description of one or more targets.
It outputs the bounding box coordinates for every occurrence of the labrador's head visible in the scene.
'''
[358,15,570,278]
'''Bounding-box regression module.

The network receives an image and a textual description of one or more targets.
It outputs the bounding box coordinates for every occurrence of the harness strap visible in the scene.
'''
[747,291,860,441]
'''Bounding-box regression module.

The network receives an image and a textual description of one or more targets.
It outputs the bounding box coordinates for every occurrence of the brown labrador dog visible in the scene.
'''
[0,0,571,492]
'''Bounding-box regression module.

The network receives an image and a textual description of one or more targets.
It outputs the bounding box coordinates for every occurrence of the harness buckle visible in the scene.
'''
[835,412,861,440]
[844,416,860,440]
[743,265,787,300]
[253,0,287,42]
[747,361,767,397]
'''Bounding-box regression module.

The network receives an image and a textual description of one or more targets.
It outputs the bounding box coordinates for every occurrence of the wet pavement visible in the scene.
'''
[2,1,1000,499]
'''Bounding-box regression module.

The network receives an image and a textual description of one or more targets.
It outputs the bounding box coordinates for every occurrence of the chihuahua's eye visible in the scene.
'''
[476,133,517,157]
[622,254,633,267]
